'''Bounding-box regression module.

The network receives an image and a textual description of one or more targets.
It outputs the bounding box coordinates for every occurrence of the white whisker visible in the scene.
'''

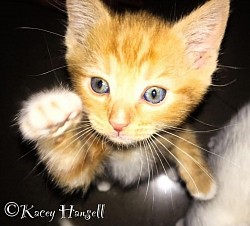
[27,65,68,77]
[189,116,217,128]
[211,78,237,87]
[217,64,242,70]
[145,138,158,175]
[148,137,176,206]
[52,125,94,153]
[18,26,64,37]
[142,140,151,202]
[158,129,241,169]
[153,135,200,195]
[156,132,214,182]
[137,141,144,188]
[67,129,95,172]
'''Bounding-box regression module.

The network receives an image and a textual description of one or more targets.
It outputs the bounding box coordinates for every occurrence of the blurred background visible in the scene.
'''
[1,0,250,225]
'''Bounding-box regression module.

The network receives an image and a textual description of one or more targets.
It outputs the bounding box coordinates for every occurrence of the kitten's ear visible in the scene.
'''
[66,0,110,43]
[172,0,230,69]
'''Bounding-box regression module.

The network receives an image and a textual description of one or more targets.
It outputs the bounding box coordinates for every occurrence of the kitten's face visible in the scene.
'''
[65,0,229,145]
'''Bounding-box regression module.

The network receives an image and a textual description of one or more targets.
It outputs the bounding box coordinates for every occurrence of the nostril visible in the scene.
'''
[109,121,129,133]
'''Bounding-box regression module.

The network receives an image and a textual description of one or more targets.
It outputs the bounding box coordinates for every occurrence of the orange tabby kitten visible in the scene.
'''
[18,0,229,200]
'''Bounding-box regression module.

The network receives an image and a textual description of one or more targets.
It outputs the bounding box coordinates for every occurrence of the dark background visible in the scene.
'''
[1,0,250,225]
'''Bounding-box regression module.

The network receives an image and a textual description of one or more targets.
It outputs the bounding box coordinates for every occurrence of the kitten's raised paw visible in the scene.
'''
[18,88,83,141]
[188,177,217,201]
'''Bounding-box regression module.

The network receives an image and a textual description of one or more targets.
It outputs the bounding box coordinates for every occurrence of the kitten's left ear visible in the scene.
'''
[173,0,230,69]
[66,0,110,43]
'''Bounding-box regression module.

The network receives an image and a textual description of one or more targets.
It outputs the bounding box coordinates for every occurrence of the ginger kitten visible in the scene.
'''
[18,0,229,200]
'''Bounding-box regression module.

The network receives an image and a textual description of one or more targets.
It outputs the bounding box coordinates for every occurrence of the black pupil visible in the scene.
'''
[151,89,157,99]
[97,80,103,89]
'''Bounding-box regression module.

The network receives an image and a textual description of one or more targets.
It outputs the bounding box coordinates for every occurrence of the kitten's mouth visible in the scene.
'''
[108,133,135,145]
[106,131,149,147]
[90,121,152,146]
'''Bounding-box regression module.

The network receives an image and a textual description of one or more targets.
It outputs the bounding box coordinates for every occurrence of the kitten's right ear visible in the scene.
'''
[66,0,110,43]
[172,0,230,70]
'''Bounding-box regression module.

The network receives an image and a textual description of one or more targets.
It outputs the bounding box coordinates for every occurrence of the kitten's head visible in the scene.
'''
[65,0,229,145]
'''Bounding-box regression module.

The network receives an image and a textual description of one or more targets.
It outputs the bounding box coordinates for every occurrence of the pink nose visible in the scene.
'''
[109,120,129,133]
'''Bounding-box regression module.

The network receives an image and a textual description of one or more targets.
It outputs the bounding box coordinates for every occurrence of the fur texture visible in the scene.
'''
[177,103,250,226]
[18,0,229,198]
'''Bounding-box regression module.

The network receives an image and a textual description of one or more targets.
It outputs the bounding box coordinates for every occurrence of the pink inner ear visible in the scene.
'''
[193,51,209,69]
[186,32,217,69]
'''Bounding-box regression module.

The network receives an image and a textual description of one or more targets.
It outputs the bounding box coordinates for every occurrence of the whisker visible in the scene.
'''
[41,126,94,161]
[43,35,63,87]
[148,137,180,211]
[156,132,214,182]
[79,132,103,187]
[77,129,97,160]
[145,138,159,176]
[142,140,151,202]
[18,26,64,37]
[188,116,218,128]
[18,122,91,161]
[145,139,156,212]
[90,132,103,162]
[137,141,144,188]
[165,126,222,134]
[25,61,83,77]
[22,154,45,180]
[217,64,242,70]
[149,137,177,207]
[78,119,92,124]
[64,122,91,134]
[66,129,95,172]
[157,129,241,169]
[47,0,67,13]
[148,137,171,176]
[211,78,237,87]
[101,136,109,153]
[153,135,200,195]
[17,142,36,160]
[45,36,57,76]
[27,65,68,77]
[164,123,242,135]
[56,127,94,150]
[76,130,100,186]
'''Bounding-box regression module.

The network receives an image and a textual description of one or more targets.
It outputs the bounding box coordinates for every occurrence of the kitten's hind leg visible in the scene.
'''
[18,88,107,192]
[172,131,216,200]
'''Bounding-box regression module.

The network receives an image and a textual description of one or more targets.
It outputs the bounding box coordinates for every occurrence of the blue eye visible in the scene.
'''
[143,87,167,104]
[91,77,110,94]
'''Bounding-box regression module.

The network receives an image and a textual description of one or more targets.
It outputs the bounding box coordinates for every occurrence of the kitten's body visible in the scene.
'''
[18,0,229,199]
[178,103,250,226]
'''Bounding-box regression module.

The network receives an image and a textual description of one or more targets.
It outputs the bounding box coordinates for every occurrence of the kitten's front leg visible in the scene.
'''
[171,130,216,200]
[18,89,106,192]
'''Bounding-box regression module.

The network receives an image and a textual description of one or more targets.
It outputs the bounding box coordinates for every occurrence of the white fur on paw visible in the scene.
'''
[18,88,82,140]
[175,218,185,226]
[96,181,111,192]
[192,181,217,200]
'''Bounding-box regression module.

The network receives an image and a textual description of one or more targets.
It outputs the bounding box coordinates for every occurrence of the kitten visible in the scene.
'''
[18,0,229,199]
[177,103,250,226]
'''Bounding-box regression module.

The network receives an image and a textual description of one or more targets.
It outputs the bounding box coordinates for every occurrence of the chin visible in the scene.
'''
[108,135,137,146]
